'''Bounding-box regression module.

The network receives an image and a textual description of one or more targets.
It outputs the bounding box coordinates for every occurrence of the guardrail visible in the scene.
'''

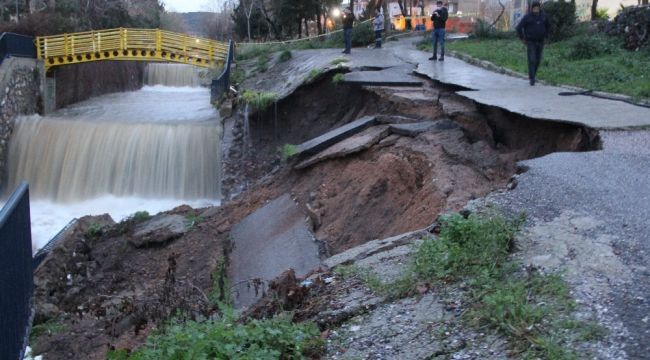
[36,28,230,71]
[0,181,34,360]
[211,40,234,104]
[0,32,36,65]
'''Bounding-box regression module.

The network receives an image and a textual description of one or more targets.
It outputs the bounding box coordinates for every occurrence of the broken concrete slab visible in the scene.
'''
[229,193,321,309]
[295,126,390,169]
[389,121,438,137]
[376,114,422,124]
[294,115,378,158]
[130,214,187,248]
[343,65,424,87]
[323,229,427,269]
[376,134,402,148]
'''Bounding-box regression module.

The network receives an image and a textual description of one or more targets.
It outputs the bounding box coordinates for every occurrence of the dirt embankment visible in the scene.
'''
[30,72,600,359]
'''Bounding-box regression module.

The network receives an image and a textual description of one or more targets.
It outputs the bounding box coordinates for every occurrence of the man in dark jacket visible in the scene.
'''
[342,8,355,54]
[429,1,448,61]
[516,1,550,85]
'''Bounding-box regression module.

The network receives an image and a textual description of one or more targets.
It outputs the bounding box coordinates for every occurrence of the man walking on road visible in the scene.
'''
[342,8,355,54]
[516,1,550,86]
[430,1,448,61]
[373,8,385,48]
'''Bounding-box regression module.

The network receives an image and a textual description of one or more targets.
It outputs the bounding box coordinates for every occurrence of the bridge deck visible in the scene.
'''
[36,28,229,70]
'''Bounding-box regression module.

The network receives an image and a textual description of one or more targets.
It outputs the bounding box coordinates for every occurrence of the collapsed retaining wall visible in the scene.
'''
[0,57,41,191]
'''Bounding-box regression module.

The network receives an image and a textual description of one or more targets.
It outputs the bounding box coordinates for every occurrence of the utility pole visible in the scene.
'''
[15,0,19,22]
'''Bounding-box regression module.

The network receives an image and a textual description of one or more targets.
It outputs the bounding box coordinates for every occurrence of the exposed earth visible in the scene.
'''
[28,37,650,359]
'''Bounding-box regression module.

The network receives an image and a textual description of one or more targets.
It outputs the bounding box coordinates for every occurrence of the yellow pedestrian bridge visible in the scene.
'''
[36,28,230,71]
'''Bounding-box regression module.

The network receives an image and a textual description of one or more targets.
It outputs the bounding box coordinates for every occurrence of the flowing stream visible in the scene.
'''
[3,64,221,251]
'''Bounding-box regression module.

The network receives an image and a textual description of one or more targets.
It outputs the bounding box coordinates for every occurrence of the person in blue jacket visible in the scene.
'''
[516,1,550,86]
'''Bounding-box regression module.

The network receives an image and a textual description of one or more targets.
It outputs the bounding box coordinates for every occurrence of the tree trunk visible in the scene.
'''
[316,8,323,35]
[397,0,407,16]
[304,17,309,37]
[297,19,302,38]
[591,0,599,20]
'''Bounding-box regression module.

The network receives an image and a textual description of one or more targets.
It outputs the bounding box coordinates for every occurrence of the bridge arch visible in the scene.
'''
[36,28,229,71]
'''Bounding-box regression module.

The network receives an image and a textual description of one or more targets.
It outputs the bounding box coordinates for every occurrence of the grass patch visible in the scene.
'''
[85,222,103,238]
[132,211,150,223]
[255,53,270,73]
[304,69,323,84]
[332,73,345,84]
[239,90,278,112]
[331,57,349,66]
[411,212,604,359]
[30,318,65,343]
[334,265,415,300]
[279,143,299,160]
[110,305,322,360]
[184,212,203,230]
[444,32,650,100]
[277,49,292,63]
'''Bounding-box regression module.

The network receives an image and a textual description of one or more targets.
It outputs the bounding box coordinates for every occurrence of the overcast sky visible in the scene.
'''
[162,0,214,12]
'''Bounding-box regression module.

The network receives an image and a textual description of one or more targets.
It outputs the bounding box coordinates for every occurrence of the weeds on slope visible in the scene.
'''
[338,212,604,358]
[107,306,323,360]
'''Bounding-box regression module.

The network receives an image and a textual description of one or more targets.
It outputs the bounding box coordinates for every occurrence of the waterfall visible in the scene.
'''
[5,64,221,249]
[144,63,205,87]
[7,116,221,202]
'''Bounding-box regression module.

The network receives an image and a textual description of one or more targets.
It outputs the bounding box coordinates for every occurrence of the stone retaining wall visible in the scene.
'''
[0,58,41,192]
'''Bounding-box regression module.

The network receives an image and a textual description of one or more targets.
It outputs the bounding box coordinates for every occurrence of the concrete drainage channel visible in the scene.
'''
[222,70,602,308]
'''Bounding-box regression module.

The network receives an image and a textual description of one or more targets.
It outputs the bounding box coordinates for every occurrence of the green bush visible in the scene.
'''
[280,144,299,160]
[277,49,292,63]
[352,21,376,46]
[332,73,346,84]
[239,90,278,112]
[567,35,613,60]
[85,223,103,238]
[118,307,322,359]
[595,8,610,20]
[543,0,577,41]
[132,211,151,223]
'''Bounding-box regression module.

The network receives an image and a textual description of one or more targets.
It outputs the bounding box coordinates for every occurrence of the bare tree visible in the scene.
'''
[242,0,257,41]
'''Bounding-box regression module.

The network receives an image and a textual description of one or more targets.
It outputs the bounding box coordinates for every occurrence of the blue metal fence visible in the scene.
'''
[0,181,33,360]
[0,32,36,65]
[210,39,234,104]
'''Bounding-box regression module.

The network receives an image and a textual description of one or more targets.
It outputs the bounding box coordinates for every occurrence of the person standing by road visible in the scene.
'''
[429,0,448,61]
[373,8,385,48]
[516,1,550,86]
[342,8,355,54]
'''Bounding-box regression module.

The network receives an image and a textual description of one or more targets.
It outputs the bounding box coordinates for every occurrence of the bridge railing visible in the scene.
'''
[0,181,34,360]
[36,28,230,70]
[211,40,234,104]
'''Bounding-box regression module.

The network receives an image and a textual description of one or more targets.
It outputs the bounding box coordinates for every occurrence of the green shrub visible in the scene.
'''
[277,49,292,63]
[567,36,613,60]
[332,73,346,84]
[543,0,577,41]
[85,223,103,238]
[280,144,298,160]
[239,90,278,112]
[595,8,610,20]
[132,211,150,223]
[352,21,376,46]
[120,307,322,359]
